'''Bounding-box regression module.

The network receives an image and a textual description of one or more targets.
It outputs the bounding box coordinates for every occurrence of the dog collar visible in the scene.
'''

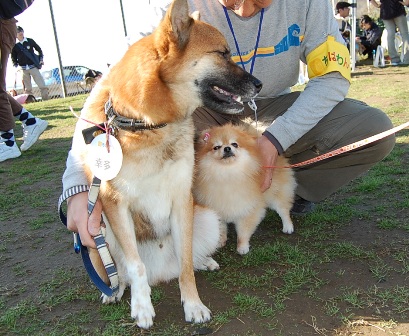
[104,98,167,132]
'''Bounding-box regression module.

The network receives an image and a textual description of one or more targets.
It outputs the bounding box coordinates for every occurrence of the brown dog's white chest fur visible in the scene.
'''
[98,118,195,241]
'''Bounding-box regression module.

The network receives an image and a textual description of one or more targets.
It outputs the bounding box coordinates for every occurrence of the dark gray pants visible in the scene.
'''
[193,92,395,202]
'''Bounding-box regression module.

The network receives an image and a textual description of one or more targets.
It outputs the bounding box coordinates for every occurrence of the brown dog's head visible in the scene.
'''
[107,0,262,125]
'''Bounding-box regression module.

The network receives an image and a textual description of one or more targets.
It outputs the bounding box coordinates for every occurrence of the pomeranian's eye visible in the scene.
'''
[213,145,221,150]
[231,143,239,148]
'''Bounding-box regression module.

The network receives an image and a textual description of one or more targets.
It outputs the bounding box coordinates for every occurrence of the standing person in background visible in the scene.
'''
[11,26,49,100]
[370,0,409,65]
[0,7,48,162]
[335,2,352,51]
[356,15,383,60]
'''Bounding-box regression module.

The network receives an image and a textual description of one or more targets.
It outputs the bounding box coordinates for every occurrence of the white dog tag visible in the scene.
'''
[87,134,123,181]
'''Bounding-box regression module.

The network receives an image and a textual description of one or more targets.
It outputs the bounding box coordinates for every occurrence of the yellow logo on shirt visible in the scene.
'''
[307,36,351,82]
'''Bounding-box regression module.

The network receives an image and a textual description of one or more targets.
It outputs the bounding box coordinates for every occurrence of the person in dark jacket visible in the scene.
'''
[356,15,383,59]
[11,26,49,100]
[370,0,409,65]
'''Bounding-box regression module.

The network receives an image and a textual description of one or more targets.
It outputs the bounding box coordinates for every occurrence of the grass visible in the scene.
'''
[0,64,408,335]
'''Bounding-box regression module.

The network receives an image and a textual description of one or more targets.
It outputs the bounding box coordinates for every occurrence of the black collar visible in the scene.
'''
[104,99,167,132]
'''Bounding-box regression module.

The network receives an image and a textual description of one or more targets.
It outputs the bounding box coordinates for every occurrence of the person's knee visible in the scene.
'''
[361,106,393,134]
[361,106,395,161]
[371,134,395,163]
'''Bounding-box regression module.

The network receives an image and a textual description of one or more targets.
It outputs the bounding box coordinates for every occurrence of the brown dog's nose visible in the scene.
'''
[253,78,262,93]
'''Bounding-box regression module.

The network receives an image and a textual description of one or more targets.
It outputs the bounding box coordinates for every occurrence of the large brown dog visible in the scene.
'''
[73,0,261,329]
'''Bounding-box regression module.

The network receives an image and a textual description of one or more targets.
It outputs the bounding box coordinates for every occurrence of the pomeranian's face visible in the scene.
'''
[196,124,259,165]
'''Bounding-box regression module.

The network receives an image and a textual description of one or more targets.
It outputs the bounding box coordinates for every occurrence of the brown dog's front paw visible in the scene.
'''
[183,301,211,323]
[131,301,156,329]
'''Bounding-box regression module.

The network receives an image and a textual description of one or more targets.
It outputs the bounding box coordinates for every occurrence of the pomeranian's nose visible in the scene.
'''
[224,147,231,153]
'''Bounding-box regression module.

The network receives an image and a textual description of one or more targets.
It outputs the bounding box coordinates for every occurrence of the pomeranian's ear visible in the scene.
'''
[200,129,211,143]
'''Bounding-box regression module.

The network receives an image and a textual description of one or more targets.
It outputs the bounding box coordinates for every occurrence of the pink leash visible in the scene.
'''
[264,121,409,169]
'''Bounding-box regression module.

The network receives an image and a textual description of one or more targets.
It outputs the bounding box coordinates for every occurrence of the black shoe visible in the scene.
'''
[290,196,315,216]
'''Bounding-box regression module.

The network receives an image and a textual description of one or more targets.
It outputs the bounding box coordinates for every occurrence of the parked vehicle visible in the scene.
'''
[42,65,101,98]
[13,65,101,99]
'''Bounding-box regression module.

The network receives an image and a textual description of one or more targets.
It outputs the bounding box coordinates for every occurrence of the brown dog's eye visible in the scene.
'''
[213,146,221,150]
[231,143,238,148]
[217,49,231,60]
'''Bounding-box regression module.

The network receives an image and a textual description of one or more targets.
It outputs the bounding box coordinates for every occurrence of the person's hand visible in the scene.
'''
[66,192,102,248]
[399,0,409,6]
[257,135,279,192]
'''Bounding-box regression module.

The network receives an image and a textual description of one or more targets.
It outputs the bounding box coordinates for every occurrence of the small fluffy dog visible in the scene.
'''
[194,123,296,255]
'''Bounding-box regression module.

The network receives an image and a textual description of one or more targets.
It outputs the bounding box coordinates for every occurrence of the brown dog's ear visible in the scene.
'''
[168,0,194,49]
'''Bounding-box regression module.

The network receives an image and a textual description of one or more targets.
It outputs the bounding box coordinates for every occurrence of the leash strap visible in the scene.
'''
[265,121,409,169]
[84,176,119,296]
[58,178,119,297]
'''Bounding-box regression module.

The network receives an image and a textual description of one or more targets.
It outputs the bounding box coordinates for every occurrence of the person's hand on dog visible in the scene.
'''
[67,192,102,248]
[257,135,279,192]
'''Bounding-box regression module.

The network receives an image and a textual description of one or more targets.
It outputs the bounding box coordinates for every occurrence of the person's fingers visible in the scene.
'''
[260,167,274,192]
[257,135,279,192]
[77,221,97,249]
[66,192,87,232]
[66,192,97,248]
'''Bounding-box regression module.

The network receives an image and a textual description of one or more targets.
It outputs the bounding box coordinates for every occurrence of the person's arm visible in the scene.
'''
[29,38,44,63]
[263,0,350,153]
[368,27,383,46]
[61,83,108,247]
[264,73,349,152]
[400,0,409,6]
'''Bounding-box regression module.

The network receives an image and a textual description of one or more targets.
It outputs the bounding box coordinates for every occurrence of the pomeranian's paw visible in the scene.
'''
[204,257,220,271]
[195,257,220,271]
[237,243,250,255]
[282,223,294,234]
[218,234,227,248]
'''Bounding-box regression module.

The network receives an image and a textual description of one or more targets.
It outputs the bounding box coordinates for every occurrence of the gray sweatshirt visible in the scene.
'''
[62,0,350,195]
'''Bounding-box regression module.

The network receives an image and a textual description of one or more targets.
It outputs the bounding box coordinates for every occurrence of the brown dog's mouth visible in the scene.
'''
[212,85,243,105]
